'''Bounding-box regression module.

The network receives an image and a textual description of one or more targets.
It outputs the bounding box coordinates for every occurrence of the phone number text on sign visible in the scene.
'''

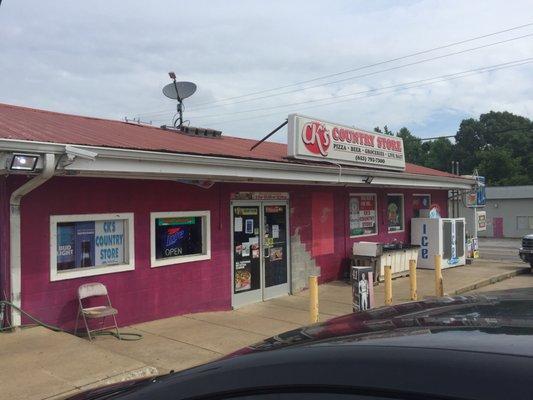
[288,114,405,171]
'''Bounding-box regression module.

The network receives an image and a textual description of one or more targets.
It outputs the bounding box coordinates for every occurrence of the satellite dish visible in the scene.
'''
[162,81,197,100]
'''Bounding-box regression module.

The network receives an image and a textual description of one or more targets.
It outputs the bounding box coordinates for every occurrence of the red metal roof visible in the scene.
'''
[0,103,459,179]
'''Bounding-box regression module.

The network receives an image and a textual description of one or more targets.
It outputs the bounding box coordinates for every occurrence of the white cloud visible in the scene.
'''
[0,0,531,140]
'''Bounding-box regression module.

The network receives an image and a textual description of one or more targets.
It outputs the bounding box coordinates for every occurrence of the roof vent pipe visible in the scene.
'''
[9,153,56,326]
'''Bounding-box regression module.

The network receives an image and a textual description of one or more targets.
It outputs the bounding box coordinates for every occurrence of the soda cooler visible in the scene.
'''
[411,218,466,269]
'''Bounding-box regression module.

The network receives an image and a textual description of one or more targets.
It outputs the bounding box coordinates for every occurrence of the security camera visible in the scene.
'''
[65,145,98,161]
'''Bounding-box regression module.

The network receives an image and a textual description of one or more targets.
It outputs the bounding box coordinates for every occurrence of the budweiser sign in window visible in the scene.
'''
[150,211,211,268]
[287,114,406,171]
[349,194,378,237]
[56,219,127,270]
[50,213,135,281]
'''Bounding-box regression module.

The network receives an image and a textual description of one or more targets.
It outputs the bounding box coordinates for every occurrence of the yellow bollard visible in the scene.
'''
[384,265,392,305]
[309,275,319,323]
[435,254,444,296]
[409,259,418,301]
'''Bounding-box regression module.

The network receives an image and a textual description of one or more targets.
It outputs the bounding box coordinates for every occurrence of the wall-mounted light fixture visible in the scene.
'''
[9,153,40,171]
[363,176,374,184]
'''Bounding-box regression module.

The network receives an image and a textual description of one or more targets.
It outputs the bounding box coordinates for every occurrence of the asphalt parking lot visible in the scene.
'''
[479,237,522,262]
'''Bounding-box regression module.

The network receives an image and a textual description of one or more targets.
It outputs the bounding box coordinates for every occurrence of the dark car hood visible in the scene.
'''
[227,293,533,358]
[68,293,533,399]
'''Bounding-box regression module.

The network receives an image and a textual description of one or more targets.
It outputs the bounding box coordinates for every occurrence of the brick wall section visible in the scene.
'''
[290,231,320,293]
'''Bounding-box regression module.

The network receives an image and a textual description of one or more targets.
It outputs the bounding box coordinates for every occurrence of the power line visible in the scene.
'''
[187,57,533,121]
[133,22,533,119]
[187,23,533,108]
[190,22,533,108]
[188,57,532,127]
[186,33,532,112]
[142,32,530,122]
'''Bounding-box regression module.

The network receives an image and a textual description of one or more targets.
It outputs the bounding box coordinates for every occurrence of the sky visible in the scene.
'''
[0,0,531,142]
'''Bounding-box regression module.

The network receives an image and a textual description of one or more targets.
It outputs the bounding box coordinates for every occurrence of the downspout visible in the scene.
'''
[9,153,56,326]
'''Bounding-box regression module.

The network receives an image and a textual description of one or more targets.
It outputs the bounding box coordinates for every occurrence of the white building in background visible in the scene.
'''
[457,186,533,239]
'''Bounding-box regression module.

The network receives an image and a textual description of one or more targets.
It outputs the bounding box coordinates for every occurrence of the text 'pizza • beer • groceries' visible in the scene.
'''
[288,114,406,171]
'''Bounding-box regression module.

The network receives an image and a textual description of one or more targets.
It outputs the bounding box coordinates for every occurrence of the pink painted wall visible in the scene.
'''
[5,176,448,329]
[225,183,448,284]
[15,177,231,330]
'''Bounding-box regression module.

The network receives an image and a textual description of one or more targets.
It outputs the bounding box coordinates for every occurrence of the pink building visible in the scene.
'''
[0,104,474,329]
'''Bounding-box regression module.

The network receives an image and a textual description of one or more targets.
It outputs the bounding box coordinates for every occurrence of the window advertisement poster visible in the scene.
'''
[75,222,95,269]
[349,194,377,236]
[57,219,127,271]
[387,195,404,232]
[57,223,76,270]
[412,195,431,218]
[56,221,95,270]
[155,217,202,260]
[233,207,260,293]
[94,220,125,266]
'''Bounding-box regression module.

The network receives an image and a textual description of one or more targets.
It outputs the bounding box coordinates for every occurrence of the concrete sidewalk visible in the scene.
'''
[0,259,529,400]
[0,326,157,400]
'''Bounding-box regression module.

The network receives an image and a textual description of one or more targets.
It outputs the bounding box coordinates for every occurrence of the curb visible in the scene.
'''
[49,366,159,400]
[79,366,159,391]
[450,267,531,295]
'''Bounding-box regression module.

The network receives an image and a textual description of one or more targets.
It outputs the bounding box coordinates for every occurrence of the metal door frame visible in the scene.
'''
[230,200,290,308]
[261,200,291,301]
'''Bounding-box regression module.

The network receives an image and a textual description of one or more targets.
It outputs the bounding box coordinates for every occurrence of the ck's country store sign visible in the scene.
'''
[287,114,406,171]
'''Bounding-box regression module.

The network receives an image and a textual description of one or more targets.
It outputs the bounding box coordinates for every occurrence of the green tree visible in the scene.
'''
[373,125,394,135]
[424,137,454,173]
[396,127,426,165]
[372,111,532,185]
[476,147,528,186]
[454,117,485,174]
[454,111,533,181]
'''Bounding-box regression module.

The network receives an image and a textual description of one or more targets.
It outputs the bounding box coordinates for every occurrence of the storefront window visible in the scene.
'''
[386,194,404,232]
[349,193,378,237]
[150,211,211,267]
[50,213,134,281]
[412,194,431,218]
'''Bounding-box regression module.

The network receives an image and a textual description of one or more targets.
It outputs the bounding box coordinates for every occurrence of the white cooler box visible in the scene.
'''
[411,218,466,269]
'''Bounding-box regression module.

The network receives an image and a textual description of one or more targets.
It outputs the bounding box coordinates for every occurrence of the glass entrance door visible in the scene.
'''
[231,201,289,308]
[232,204,262,307]
[262,203,289,300]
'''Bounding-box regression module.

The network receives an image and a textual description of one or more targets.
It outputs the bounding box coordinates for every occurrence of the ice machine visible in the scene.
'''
[411,218,466,269]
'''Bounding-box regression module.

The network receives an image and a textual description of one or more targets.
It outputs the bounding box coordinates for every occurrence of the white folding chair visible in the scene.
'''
[74,283,120,341]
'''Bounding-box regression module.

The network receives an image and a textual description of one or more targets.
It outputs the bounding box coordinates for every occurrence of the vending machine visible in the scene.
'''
[411,218,466,269]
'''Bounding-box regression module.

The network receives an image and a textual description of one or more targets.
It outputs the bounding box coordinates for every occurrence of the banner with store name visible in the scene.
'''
[287,114,405,171]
